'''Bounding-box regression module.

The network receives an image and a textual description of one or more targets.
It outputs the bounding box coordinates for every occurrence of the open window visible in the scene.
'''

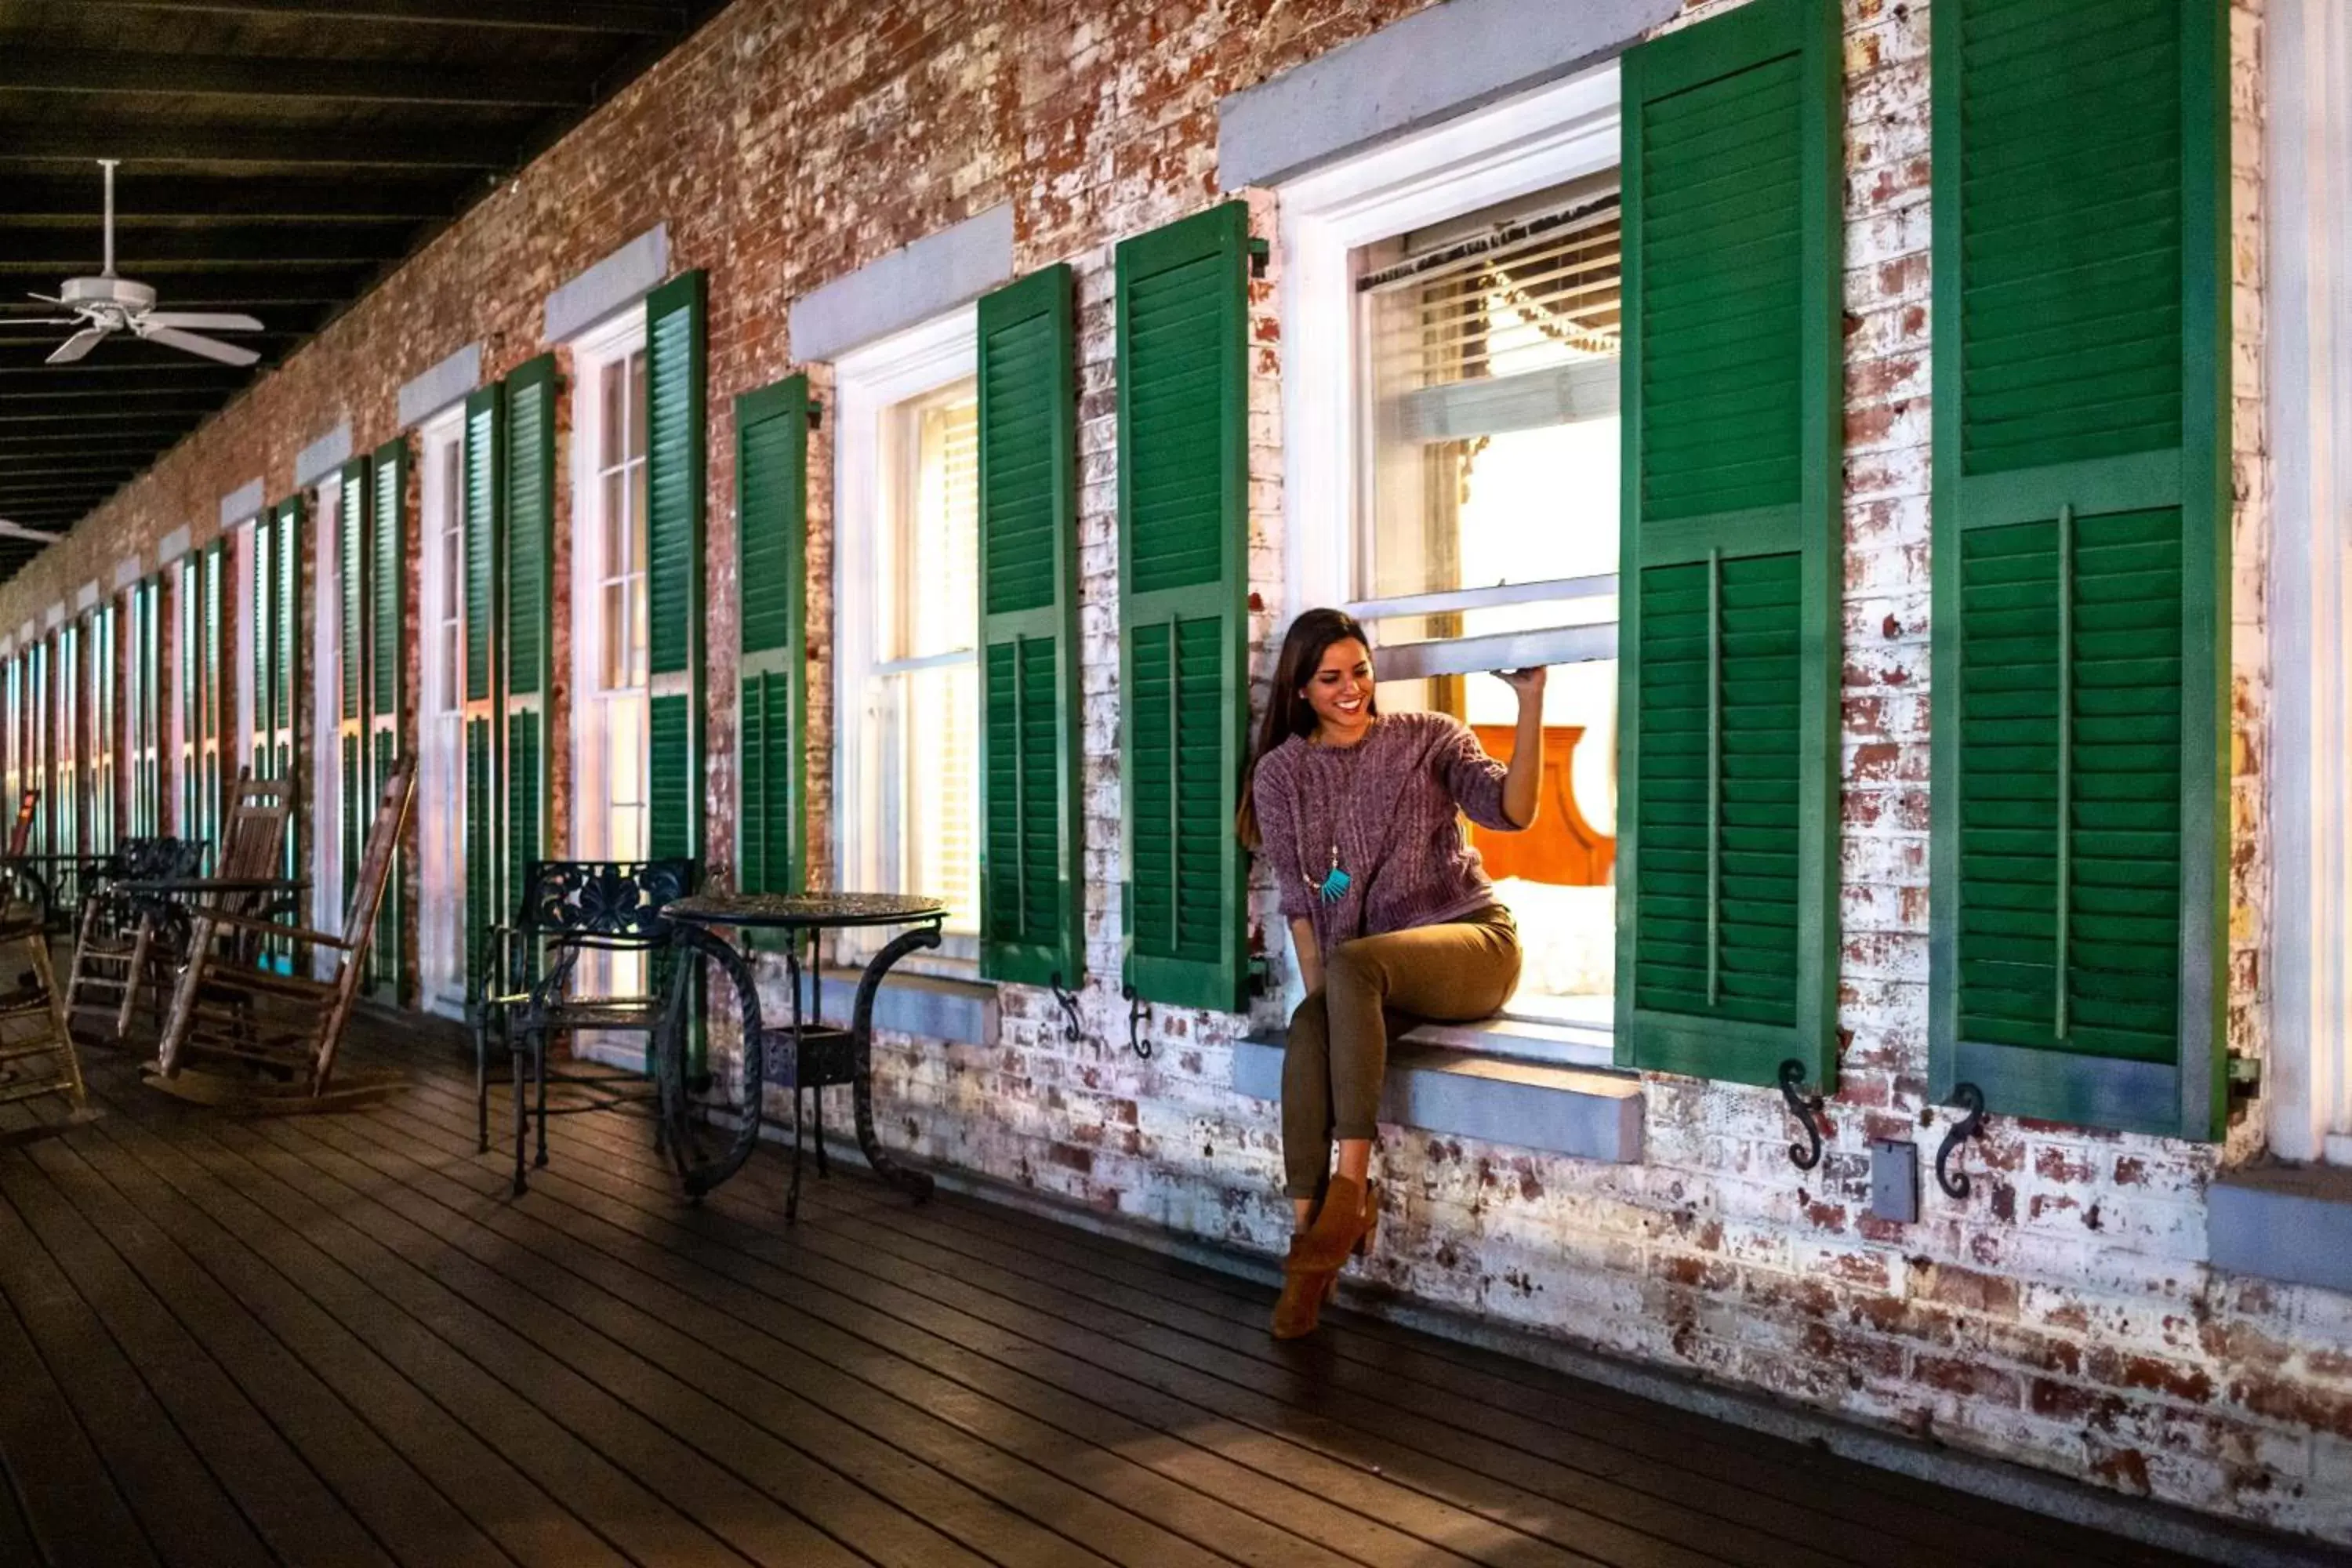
[1282,67,1624,1058]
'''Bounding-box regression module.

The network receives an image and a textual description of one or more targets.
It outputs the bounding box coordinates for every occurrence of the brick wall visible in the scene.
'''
[5,0,2347,1543]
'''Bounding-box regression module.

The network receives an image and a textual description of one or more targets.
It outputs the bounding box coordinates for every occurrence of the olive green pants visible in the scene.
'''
[1282,905,1521,1199]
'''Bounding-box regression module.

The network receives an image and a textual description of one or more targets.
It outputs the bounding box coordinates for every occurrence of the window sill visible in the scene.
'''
[1233,1030,1643,1163]
[813,964,996,1047]
[2208,1161,2352,1294]
[1402,1010,1613,1069]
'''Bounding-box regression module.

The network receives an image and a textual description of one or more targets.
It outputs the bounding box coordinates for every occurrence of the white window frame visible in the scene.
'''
[1279,62,1621,681]
[416,409,467,1019]
[1277,64,1624,1065]
[2267,0,2352,1166]
[566,307,652,869]
[833,304,980,967]
[311,478,343,953]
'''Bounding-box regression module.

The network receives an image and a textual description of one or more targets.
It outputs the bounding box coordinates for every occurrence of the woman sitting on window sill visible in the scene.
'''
[1240,607,1546,1339]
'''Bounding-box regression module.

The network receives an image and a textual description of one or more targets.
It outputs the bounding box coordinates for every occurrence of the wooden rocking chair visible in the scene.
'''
[0,786,87,1120]
[63,835,209,1038]
[147,762,416,1110]
[99,772,292,1041]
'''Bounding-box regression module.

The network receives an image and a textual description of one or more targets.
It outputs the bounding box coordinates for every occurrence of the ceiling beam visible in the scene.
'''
[0,225,401,265]
[0,407,216,427]
[0,125,511,170]
[2,175,451,224]
[0,433,191,453]
[0,49,595,109]
[64,0,684,32]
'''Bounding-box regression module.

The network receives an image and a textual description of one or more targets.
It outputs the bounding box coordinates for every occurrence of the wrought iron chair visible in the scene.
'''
[147,763,414,1110]
[63,835,209,1037]
[475,857,695,1195]
[0,788,86,1119]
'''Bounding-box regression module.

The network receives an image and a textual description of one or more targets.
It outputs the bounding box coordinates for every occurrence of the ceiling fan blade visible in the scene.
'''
[142,311,263,333]
[46,325,112,365]
[10,318,83,326]
[0,519,61,543]
[140,325,259,367]
[24,292,62,305]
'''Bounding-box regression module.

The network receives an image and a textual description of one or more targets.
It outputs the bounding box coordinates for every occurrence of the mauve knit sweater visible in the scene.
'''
[1250,711,1520,956]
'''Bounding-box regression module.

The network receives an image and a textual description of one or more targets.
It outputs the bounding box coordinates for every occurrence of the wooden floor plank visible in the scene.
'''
[66,1096,629,1568]
[0,1279,159,1568]
[260,1108,1146,1568]
[403,1047,2209,1568]
[302,1103,1258,1568]
[392,1077,1754,1568]
[374,1085,1501,1568]
[154,1091,970,1568]
[0,1163,277,1568]
[82,1075,778,1568]
[0,1006,2252,1568]
[27,1131,519,1568]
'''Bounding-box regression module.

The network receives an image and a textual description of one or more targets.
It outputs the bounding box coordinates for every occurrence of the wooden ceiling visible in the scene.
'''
[0,0,726,583]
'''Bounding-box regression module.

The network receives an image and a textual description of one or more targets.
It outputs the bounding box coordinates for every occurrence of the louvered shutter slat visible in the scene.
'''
[1117,205,1250,1014]
[1614,0,1842,1089]
[735,373,808,896]
[978,264,1080,987]
[463,386,501,707]
[646,273,706,868]
[1930,0,2228,1139]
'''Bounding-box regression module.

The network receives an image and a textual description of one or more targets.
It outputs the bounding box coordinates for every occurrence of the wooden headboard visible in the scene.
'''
[1467,723,1614,886]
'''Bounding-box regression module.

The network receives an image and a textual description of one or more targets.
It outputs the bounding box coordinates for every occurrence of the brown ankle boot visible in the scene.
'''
[1271,1234,1341,1338]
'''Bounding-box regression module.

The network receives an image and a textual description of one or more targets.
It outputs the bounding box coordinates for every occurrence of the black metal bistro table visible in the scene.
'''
[653,891,946,1219]
[8,849,120,931]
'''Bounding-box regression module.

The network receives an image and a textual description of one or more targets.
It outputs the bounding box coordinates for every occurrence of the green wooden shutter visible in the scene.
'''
[250,510,272,779]
[1929,0,2229,1140]
[370,436,407,996]
[270,495,303,904]
[1613,0,1843,1089]
[462,383,503,959]
[1116,203,1250,1013]
[339,456,371,920]
[978,265,1082,988]
[735,373,808,897]
[647,272,706,865]
[503,354,555,900]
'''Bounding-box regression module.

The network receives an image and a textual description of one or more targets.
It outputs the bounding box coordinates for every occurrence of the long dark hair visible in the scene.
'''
[1235,608,1377,848]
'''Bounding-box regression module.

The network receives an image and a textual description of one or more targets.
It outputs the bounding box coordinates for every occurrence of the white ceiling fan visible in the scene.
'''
[21,161,264,368]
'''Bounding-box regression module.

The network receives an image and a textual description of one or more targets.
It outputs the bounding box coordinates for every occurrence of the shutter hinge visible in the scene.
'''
[806,398,824,431]
[2227,1053,2262,1123]
[1247,236,1270,279]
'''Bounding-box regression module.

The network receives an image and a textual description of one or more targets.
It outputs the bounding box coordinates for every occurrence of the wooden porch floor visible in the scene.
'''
[0,1007,2227,1567]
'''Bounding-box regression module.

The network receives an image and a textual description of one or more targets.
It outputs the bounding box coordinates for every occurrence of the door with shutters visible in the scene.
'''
[1928,0,2230,1140]
[568,317,655,1002]
[318,472,351,945]
[1614,0,1844,1089]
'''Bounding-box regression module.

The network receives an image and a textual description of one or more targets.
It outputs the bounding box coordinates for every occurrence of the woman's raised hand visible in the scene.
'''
[1494,666,1548,701]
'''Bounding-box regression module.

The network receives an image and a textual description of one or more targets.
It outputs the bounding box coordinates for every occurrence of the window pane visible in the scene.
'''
[601,583,626,689]
[628,349,648,465]
[904,390,978,660]
[902,661,978,933]
[1363,186,1621,601]
[601,360,626,470]
[603,466,626,586]
[630,458,648,575]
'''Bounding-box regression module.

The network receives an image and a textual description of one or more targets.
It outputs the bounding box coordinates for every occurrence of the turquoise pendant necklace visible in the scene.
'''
[1306,721,1368,906]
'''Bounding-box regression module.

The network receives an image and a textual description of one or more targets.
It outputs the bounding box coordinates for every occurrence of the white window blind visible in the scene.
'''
[1365,191,1622,444]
